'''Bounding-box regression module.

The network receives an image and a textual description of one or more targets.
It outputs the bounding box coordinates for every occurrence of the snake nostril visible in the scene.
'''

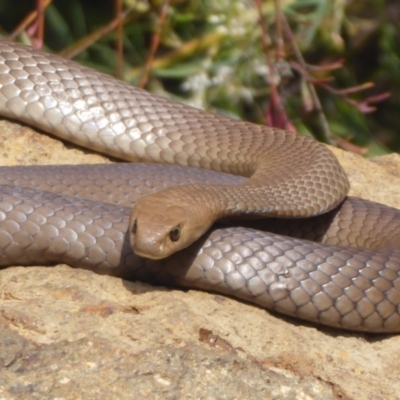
[132,219,137,234]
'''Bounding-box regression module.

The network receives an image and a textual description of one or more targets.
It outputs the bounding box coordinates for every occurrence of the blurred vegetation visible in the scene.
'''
[0,0,399,156]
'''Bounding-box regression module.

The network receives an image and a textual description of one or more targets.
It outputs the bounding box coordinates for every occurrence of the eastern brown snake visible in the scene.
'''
[0,42,399,332]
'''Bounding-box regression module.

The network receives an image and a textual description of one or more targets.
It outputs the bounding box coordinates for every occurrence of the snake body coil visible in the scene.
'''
[0,42,399,332]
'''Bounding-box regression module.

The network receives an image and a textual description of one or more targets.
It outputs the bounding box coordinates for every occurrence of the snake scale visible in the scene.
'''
[0,41,399,332]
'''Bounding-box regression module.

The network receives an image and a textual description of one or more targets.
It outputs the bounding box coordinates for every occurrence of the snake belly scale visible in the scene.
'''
[0,41,399,332]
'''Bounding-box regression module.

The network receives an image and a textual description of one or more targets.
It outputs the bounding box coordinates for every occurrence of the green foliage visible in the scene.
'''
[0,0,399,155]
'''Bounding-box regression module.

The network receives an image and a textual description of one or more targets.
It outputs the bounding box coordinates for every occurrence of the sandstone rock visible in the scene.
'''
[0,118,399,400]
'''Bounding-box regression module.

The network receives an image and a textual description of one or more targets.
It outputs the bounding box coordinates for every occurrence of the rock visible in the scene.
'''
[0,118,399,399]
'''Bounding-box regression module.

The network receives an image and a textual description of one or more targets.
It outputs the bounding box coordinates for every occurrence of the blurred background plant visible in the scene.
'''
[0,0,399,156]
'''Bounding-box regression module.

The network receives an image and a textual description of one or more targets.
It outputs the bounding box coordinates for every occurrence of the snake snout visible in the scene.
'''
[128,195,191,259]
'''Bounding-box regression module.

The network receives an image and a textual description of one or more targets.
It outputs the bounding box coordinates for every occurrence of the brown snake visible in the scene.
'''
[0,42,399,333]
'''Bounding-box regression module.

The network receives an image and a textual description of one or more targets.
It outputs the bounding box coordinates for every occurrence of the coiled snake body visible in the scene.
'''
[0,42,399,332]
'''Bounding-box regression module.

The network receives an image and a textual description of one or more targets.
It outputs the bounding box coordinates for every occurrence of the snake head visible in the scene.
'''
[129,195,213,259]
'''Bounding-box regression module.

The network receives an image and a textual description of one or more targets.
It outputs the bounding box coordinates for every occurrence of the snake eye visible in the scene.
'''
[169,226,181,242]
[132,219,137,234]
